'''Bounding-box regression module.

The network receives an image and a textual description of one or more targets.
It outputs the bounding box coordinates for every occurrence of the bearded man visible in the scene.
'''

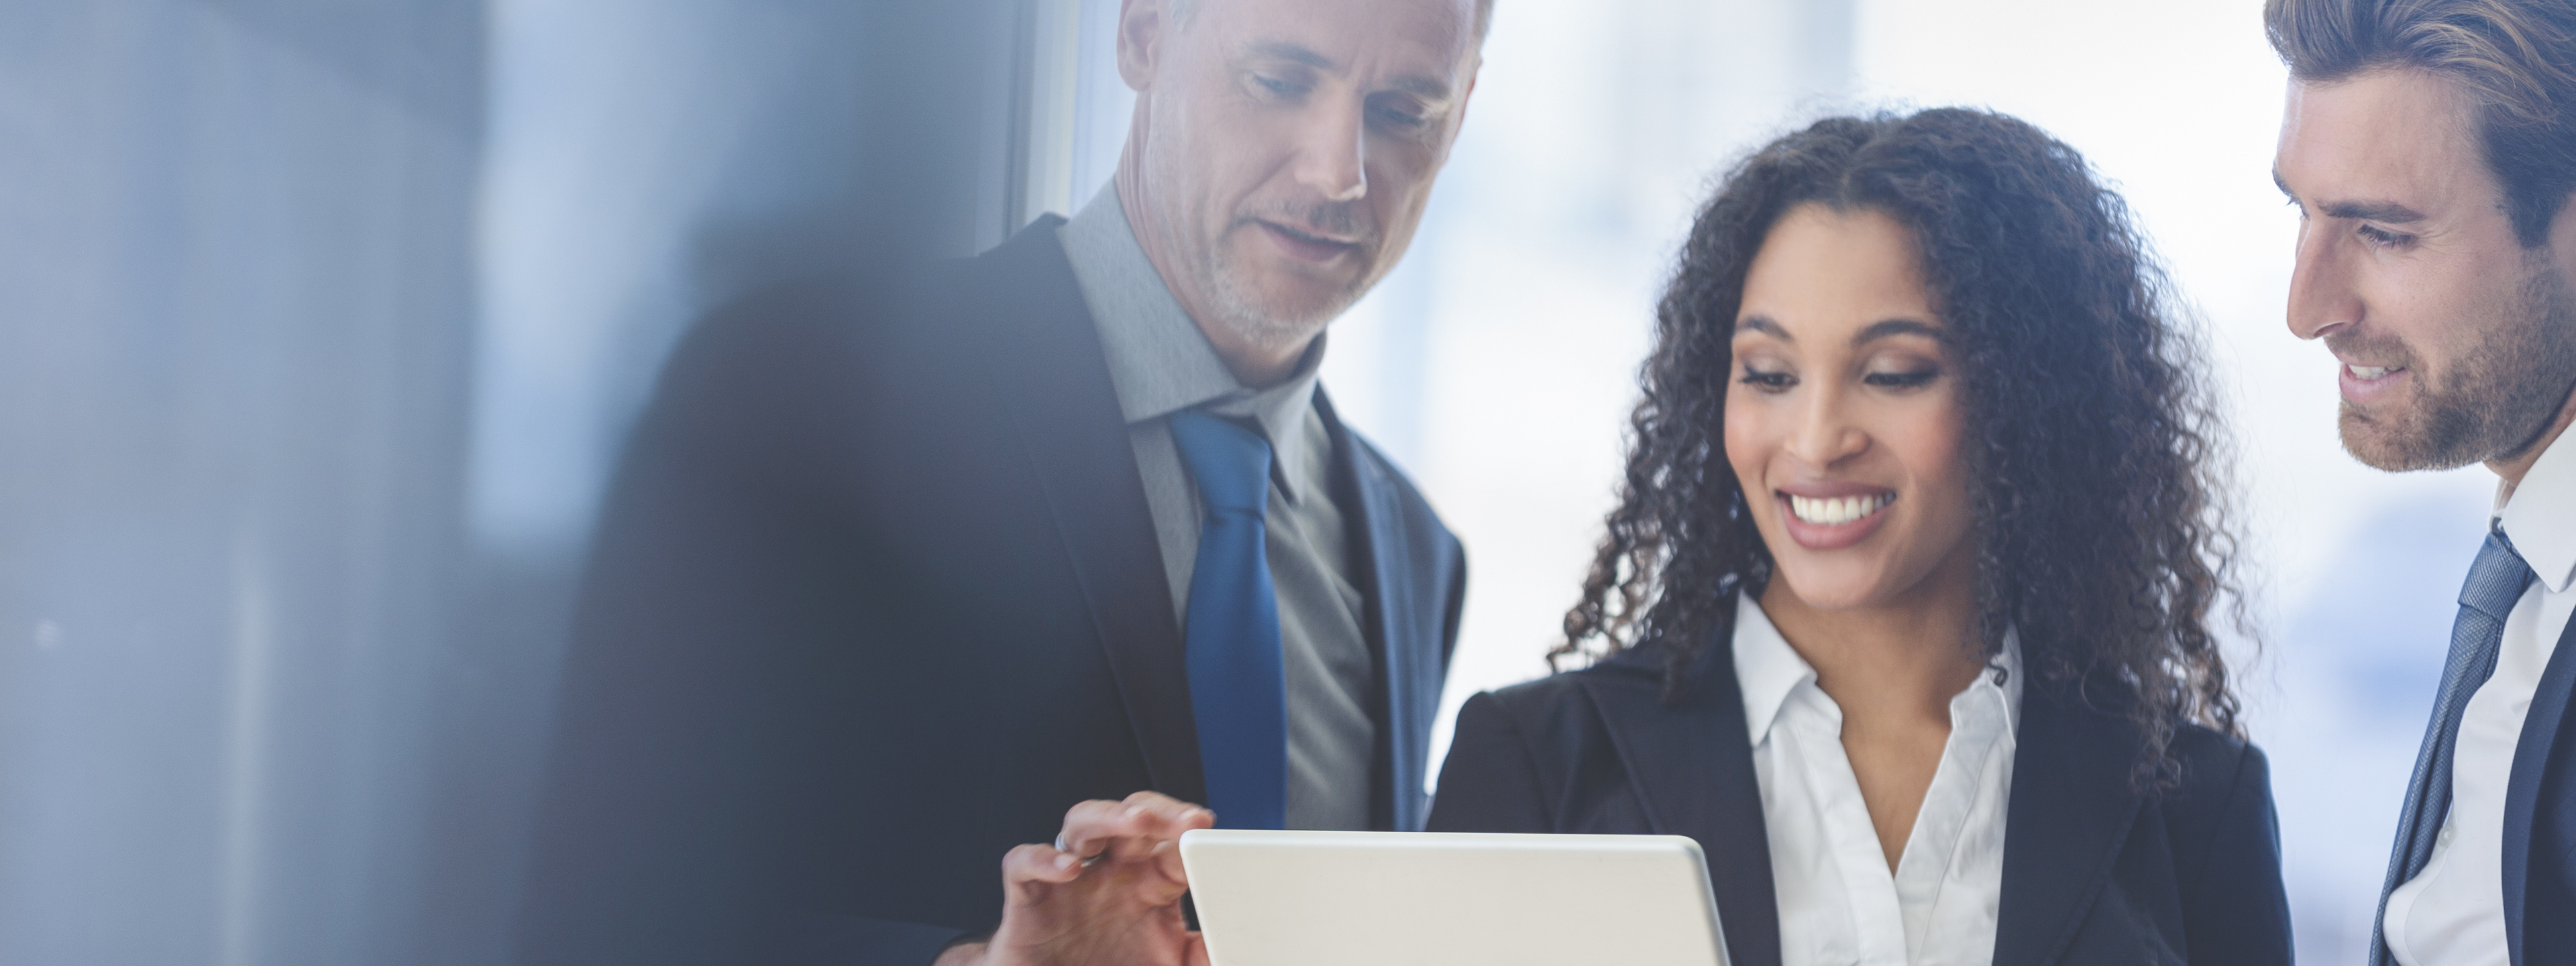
[2270,0,2576,963]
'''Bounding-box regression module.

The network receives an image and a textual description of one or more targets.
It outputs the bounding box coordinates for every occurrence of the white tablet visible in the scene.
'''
[1178,829,1729,966]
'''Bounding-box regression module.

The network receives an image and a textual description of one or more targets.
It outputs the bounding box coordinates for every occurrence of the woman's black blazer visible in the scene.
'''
[1428,640,2293,966]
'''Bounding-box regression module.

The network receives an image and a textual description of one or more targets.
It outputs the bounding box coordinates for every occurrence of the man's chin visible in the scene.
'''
[1209,273,1367,347]
[2338,404,2477,472]
[2340,421,2410,472]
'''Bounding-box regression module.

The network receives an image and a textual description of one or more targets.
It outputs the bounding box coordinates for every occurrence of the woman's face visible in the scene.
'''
[1725,203,1976,612]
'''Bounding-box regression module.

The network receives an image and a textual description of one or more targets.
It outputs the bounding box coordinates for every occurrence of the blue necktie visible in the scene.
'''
[2372,529,2536,965]
[1169,410,1287,830]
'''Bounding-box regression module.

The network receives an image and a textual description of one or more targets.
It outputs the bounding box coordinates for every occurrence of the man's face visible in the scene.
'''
[1123,0,1479,354]
[2275,68,2576,472]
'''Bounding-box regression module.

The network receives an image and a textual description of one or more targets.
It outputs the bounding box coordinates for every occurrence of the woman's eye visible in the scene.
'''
[1862,370,1939,389]
[1738,369,1795,392]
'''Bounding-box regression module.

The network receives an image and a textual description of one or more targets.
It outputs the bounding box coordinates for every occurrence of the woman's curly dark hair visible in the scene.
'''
[1560,108,2249,784]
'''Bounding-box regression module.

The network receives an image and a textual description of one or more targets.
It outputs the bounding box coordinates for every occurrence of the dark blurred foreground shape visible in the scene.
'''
[0,1,1032,963]
[506,205,1469,963]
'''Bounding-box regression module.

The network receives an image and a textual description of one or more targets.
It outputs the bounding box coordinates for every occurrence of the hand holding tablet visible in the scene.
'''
[937,792,1215,966]
[1181,830,1729,966]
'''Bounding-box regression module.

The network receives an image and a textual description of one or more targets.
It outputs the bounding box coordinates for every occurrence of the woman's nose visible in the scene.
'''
[1784,390,1868,468]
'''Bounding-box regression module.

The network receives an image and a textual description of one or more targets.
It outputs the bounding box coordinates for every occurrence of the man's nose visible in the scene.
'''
[2287,221,2359,341]
[1785,388,1868,468]
[1293,101,1367,203]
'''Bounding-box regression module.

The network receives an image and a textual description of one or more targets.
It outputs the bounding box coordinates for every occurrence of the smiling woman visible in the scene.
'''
[1566,109,2249,777]
[1427,109,2292,966]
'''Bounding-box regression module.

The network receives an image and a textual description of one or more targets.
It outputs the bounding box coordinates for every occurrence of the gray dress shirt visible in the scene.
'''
[1056,187,1377,832]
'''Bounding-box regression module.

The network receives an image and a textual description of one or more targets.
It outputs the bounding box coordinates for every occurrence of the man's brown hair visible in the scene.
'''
[2267,0,2576,246]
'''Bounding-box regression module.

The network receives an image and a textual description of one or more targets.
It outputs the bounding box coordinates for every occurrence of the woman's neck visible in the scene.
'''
[1756,556,1984,726]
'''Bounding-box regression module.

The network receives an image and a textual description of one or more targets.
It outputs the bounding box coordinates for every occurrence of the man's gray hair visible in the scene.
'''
[1167,0,1495,43]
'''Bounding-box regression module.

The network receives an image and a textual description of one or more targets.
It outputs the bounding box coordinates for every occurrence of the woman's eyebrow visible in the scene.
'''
[1854,318,1943,345]
[1735,315,1790,340]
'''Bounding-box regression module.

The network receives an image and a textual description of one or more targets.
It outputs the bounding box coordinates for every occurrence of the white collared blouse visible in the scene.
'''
[1731,593,2023,966]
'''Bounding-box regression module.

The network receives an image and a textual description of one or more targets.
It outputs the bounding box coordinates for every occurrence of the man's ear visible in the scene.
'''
[1116,0,1169,93]
[1454,66,1479,137]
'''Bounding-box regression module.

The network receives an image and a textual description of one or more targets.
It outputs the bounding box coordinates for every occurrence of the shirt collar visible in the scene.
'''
[1729,590,2025,745]
[1730,591,1814,748]
[1058,184,1328,504]
[2498,428,2576,594]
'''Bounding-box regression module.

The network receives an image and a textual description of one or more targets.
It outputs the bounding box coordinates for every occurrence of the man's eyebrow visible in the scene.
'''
[2319,200,2427,223]
[1244,41,1456,101]
[1388,74,1454,101]
[1246,41,1334,70]
[2273,169,2427,222]
[1855,319,1943,345]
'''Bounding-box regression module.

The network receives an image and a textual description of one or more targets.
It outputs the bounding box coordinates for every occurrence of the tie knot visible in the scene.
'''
[1170,409,1273,518]
[2460,529,2537,621]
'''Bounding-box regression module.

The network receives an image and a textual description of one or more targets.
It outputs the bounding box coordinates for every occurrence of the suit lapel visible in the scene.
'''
[1992,686,2145,966]
[969,219,1205,807]
[2502,610,2576,963]
[1316,391,1440,832]
[1579,644,1785,966]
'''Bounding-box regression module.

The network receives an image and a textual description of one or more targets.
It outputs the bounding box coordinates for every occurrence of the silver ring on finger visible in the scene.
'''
[1053,833,1107,867]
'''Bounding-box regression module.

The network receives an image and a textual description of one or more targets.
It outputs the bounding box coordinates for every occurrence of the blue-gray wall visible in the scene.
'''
[0,1,1016,963]
[0,2,480,963]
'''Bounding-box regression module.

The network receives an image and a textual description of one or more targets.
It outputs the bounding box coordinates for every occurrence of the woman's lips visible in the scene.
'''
[1776,490,1894,551]
[2339,361,2409,406]
[1257,220,1359,263]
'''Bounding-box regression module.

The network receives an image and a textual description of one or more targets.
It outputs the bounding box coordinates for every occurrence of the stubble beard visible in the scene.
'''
[1197,207,1379,360]
[2339,255,2576,471]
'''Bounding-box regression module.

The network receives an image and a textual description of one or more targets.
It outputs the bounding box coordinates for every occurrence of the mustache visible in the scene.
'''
[1241,199,1373,244]
[2323,327,2418,368]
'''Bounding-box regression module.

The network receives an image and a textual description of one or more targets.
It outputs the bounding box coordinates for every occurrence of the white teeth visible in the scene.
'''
[1787,492,1893,525]
[2348,364,2398,380]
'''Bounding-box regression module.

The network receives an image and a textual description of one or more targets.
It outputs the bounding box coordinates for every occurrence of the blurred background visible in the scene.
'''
[0,0,2491,963]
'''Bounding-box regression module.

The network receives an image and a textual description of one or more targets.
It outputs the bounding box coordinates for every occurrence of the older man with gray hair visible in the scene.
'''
[515,1,1491,965]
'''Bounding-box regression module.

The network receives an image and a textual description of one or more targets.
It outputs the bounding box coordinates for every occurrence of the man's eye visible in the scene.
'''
[2357,224,2414,248]
[1252,74,1305,98]
[1371,105,1429,130]
[1738,370,1794,391]
[1368,97,1432,131]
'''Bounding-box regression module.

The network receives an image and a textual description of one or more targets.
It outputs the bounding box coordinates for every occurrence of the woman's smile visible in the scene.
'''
[1777,488,1896,549]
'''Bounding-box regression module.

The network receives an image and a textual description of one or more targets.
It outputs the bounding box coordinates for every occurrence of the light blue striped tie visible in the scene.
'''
[1169,409,1287,830]
[2371,529,2535,965]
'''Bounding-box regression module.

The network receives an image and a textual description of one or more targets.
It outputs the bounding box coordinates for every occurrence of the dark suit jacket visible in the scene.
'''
[1429,635,2292,966]
[514,217,1465,966]
[2502,612,2576,965]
